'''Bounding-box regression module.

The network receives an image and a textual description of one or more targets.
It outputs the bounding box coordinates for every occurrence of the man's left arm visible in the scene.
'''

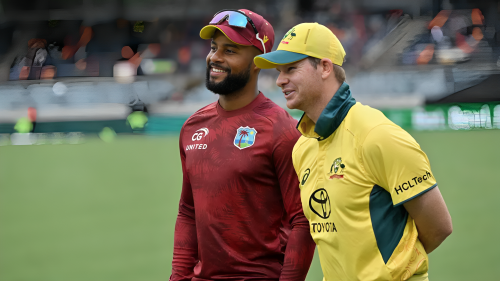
[403,186,452,254]
[273,127,316,281]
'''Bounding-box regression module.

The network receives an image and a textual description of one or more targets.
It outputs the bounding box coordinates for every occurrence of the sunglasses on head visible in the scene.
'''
[209,9,267,53]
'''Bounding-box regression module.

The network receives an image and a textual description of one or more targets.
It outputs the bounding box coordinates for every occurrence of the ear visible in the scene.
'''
[252,48,264,72]
[252,61,261,72]
[320,58,333,80]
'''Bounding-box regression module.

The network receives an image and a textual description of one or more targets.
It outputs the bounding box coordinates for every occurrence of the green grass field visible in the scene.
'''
[1,130,499,281]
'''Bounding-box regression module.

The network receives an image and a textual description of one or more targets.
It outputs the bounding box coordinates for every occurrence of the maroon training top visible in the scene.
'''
[171,93,315,281]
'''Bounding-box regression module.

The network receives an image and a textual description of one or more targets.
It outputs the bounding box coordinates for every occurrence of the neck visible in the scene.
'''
[305,82,341,123]
[218,76,260,111]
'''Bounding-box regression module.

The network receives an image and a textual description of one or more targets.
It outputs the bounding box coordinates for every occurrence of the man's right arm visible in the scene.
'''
[403,186,452,254]
[170,132,198,281]
[361,124,452,254]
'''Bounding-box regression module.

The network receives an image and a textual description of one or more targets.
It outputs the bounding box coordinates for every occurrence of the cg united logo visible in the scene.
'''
[309,188,331,219]
[186,128,209,151]
[192,128,209,141]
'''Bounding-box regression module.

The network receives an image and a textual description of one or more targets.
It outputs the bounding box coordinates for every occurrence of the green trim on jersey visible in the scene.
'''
[297,82,355,139]
[370,185,408,264]
[315,83,356,139]
[394,183,438,207]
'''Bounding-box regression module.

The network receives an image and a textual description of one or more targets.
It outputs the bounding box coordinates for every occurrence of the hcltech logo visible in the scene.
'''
[394,171,433,195]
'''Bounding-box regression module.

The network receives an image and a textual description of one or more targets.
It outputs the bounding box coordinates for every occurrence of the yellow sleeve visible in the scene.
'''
[361,124,437,206]
[292,141,300,178]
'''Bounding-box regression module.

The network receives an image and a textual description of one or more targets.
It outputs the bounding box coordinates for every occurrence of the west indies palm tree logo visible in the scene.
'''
[233,126,257,150]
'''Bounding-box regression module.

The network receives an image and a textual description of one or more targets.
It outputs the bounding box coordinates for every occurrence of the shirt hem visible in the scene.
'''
[407,272,429,281]
[394,183,438,207]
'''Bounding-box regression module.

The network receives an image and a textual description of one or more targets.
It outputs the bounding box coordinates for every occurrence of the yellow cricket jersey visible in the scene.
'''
[292,83,437,281]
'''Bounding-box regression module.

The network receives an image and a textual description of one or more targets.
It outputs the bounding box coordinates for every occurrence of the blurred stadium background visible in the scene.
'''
[0,0,499,280]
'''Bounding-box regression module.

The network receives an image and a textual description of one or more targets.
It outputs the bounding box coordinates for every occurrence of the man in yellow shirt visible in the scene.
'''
[254,23,452,281]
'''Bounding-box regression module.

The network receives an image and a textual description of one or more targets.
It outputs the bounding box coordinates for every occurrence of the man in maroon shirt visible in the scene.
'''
[170,9,316,281]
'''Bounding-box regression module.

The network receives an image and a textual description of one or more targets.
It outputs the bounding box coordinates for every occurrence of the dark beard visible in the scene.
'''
[205,63,251,96]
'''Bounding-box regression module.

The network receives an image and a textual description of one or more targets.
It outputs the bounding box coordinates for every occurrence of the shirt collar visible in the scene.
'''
[216,92,266,118]
[297,82,356,139]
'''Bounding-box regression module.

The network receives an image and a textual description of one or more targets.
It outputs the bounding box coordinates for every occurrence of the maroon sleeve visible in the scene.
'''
[273,123,316,281]
[170,127,198,281]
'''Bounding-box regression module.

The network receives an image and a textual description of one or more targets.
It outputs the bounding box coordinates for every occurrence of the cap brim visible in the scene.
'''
[254,50,308,69]
[200,25,252,46]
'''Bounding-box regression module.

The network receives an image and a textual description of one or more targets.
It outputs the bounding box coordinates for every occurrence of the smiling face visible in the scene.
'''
[275,58,323,111]
[205,31,261,96]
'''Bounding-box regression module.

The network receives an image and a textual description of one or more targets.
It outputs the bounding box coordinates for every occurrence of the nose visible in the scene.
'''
[208,48,224,65]
[276,72,288,88]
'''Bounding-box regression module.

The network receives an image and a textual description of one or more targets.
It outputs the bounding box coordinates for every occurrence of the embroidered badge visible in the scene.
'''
[234,126,257,149]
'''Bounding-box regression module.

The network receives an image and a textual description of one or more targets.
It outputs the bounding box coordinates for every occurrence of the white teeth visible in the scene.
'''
[212,68,226,73]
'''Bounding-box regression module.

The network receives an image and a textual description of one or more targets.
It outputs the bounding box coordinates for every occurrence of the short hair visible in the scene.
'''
[307,56,346,84]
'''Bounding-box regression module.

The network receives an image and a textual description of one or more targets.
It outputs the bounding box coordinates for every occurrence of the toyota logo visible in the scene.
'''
[309,188,331,219]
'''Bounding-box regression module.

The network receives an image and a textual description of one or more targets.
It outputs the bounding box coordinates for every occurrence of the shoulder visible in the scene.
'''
[362,123,419,152]
[292,135,315,159]
[181,102,217,132]
[252,95,301,150]
[359,119,420,164]
[292,135,309,152]
[344,102,398,143]
[252,95,298,129]
[291,135,316,174]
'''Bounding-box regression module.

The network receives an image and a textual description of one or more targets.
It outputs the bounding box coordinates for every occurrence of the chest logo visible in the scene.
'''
[309,188,331,219]
[329,157,345,179]
[301,168,311,185]
[234,126,257,150]
[192,128,209,141]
